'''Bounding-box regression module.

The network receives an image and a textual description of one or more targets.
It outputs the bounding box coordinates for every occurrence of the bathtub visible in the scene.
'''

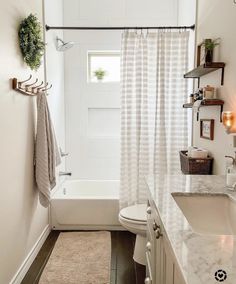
[51,180,122,230]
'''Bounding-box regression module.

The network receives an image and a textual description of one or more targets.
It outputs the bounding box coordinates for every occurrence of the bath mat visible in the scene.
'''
[39,231,111,284]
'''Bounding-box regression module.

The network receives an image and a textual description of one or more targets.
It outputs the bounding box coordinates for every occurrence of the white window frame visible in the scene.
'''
[87,50,120,83]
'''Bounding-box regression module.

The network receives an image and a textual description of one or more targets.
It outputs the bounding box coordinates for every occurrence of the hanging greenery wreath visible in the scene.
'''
[18,14,45,70]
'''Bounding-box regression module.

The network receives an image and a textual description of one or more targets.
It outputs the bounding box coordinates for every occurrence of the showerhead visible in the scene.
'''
[56,37,75,51]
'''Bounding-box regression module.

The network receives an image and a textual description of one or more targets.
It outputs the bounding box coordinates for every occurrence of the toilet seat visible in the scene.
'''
[119,215,146,226]
[119,204,147,223]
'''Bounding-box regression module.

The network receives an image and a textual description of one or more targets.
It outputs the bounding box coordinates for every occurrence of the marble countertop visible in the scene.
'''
[146,175,236,284]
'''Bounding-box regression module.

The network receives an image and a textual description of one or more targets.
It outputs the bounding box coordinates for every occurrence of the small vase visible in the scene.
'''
[205,50,213,63]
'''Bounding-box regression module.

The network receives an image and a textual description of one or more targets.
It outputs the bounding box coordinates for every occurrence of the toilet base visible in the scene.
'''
[134,261,146,284]
[133,234,146,265]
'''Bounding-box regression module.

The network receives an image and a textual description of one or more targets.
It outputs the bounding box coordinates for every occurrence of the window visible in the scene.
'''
[88,51,120,83]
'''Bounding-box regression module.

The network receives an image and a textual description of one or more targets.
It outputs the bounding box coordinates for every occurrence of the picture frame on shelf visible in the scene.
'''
[200,119,214,140]
[196,41,205,66]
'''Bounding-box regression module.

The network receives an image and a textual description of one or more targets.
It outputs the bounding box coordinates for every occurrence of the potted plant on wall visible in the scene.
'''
[94,68,107,82]
[202,38,220,63]
[18,14,45,70]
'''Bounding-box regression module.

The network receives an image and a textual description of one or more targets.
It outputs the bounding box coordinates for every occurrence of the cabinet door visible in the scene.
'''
[163,236,174,284]
[148,199,186,284]
[155,233,162,284]
[155,221,163,284]
[147,204,156,277]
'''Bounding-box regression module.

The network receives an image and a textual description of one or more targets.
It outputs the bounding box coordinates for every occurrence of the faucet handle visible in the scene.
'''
[225,155,235,164]
[60,148,69,157]
[59,171,72,176]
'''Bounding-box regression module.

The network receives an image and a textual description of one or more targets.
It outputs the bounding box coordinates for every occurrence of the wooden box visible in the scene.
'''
[179,150,213,175]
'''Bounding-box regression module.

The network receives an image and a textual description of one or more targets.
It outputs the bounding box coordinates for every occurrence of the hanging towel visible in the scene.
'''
[35,92,61,207]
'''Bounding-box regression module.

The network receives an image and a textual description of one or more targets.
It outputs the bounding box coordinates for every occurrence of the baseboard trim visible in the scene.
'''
[52,225,125,231]
[10,224,51,284]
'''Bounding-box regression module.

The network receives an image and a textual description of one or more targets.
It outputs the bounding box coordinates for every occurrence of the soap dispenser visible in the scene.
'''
[225,153,236,190]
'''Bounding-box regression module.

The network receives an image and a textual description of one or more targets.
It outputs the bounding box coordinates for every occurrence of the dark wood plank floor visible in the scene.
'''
[21,231,60,284]
[21,230,144,284]
[111,231,136,284]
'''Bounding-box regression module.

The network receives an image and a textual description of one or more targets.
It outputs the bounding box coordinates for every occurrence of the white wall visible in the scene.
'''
[178,0,197,145]
[0,1,48,283]
[44,0,66,176]
[193,0,236,174]
[63,0,178,27]
[178,0,196,26]
[64,30,121,180]
[0,0,66,282]
[63,0,180,180]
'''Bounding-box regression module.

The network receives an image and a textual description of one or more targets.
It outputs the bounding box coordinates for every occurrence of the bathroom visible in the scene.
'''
[1,0,236,284]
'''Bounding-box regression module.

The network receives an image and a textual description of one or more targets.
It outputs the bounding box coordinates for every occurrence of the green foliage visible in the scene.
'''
[202,38,220,51]
[18,14,45,70]
[94,68,106,80]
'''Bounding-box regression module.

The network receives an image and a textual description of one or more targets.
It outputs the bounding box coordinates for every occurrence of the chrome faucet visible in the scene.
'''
[59,171,72,176]
[60,148,69,157]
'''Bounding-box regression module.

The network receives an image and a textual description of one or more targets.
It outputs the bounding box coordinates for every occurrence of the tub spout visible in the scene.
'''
[59,171,72,176]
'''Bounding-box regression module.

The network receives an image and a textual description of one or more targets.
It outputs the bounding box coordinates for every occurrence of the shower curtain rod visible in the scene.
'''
[45,24,195,31]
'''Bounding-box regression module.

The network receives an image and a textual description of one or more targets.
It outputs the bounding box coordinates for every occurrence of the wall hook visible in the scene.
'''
[41,84,53,92]
[25,78,39,91]
[31,81,44,93]
[37,83,49,93]
[18,74,32,88]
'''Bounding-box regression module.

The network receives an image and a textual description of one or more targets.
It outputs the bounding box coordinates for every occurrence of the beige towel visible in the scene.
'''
[35,92,61,207]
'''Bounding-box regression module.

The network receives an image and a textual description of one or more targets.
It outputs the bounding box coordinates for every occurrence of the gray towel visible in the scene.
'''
[35,92,61,207]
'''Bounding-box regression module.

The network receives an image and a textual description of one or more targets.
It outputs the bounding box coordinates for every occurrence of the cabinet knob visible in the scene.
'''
[153,221,160,231]
[146,206,152,214]
[146,241,151,251]
[145,277,152,284]
[155,229,163,239]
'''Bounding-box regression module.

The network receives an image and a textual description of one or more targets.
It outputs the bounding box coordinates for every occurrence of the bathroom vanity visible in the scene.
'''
[145,175,236,284]
[145,196,185,284]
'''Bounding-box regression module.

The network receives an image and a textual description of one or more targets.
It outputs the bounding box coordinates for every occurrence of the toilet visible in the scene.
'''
[119,204,147,265]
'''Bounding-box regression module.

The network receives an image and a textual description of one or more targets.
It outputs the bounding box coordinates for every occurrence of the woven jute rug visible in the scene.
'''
[39,231,111,284]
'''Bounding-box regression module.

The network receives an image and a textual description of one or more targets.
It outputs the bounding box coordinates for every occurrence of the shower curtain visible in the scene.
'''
[120,30,189,208]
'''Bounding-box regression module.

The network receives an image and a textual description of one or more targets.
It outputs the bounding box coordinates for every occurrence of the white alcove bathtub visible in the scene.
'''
[51,180,122,230]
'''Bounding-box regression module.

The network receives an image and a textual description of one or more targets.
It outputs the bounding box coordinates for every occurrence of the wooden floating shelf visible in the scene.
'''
[183,99,224,122]
[184,62,225,86]
[183,99,224,109]
[184,62,225,78]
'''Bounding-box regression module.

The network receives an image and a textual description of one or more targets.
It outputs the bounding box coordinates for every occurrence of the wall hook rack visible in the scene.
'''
[12,76,52,96]
[41,84,52,92]
[37,82,49,92]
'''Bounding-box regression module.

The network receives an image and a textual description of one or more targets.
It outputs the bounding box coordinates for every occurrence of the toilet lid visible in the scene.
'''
[119,204,147,222]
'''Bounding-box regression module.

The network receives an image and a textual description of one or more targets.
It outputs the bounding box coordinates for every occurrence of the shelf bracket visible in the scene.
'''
[220,67,225,86]
[220,104,223,122]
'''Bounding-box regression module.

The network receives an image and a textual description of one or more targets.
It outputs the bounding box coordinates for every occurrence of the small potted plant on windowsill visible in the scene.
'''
[94,68,106,82]
[202,38,220,63]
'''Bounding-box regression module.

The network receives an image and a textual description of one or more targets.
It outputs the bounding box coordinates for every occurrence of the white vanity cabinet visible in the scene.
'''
[145,199,185,284]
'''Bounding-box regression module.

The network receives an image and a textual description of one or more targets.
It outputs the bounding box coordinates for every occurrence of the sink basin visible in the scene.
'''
[172,193,236,235]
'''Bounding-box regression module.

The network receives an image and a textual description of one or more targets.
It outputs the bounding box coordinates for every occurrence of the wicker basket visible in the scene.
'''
[179,150,213,175]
